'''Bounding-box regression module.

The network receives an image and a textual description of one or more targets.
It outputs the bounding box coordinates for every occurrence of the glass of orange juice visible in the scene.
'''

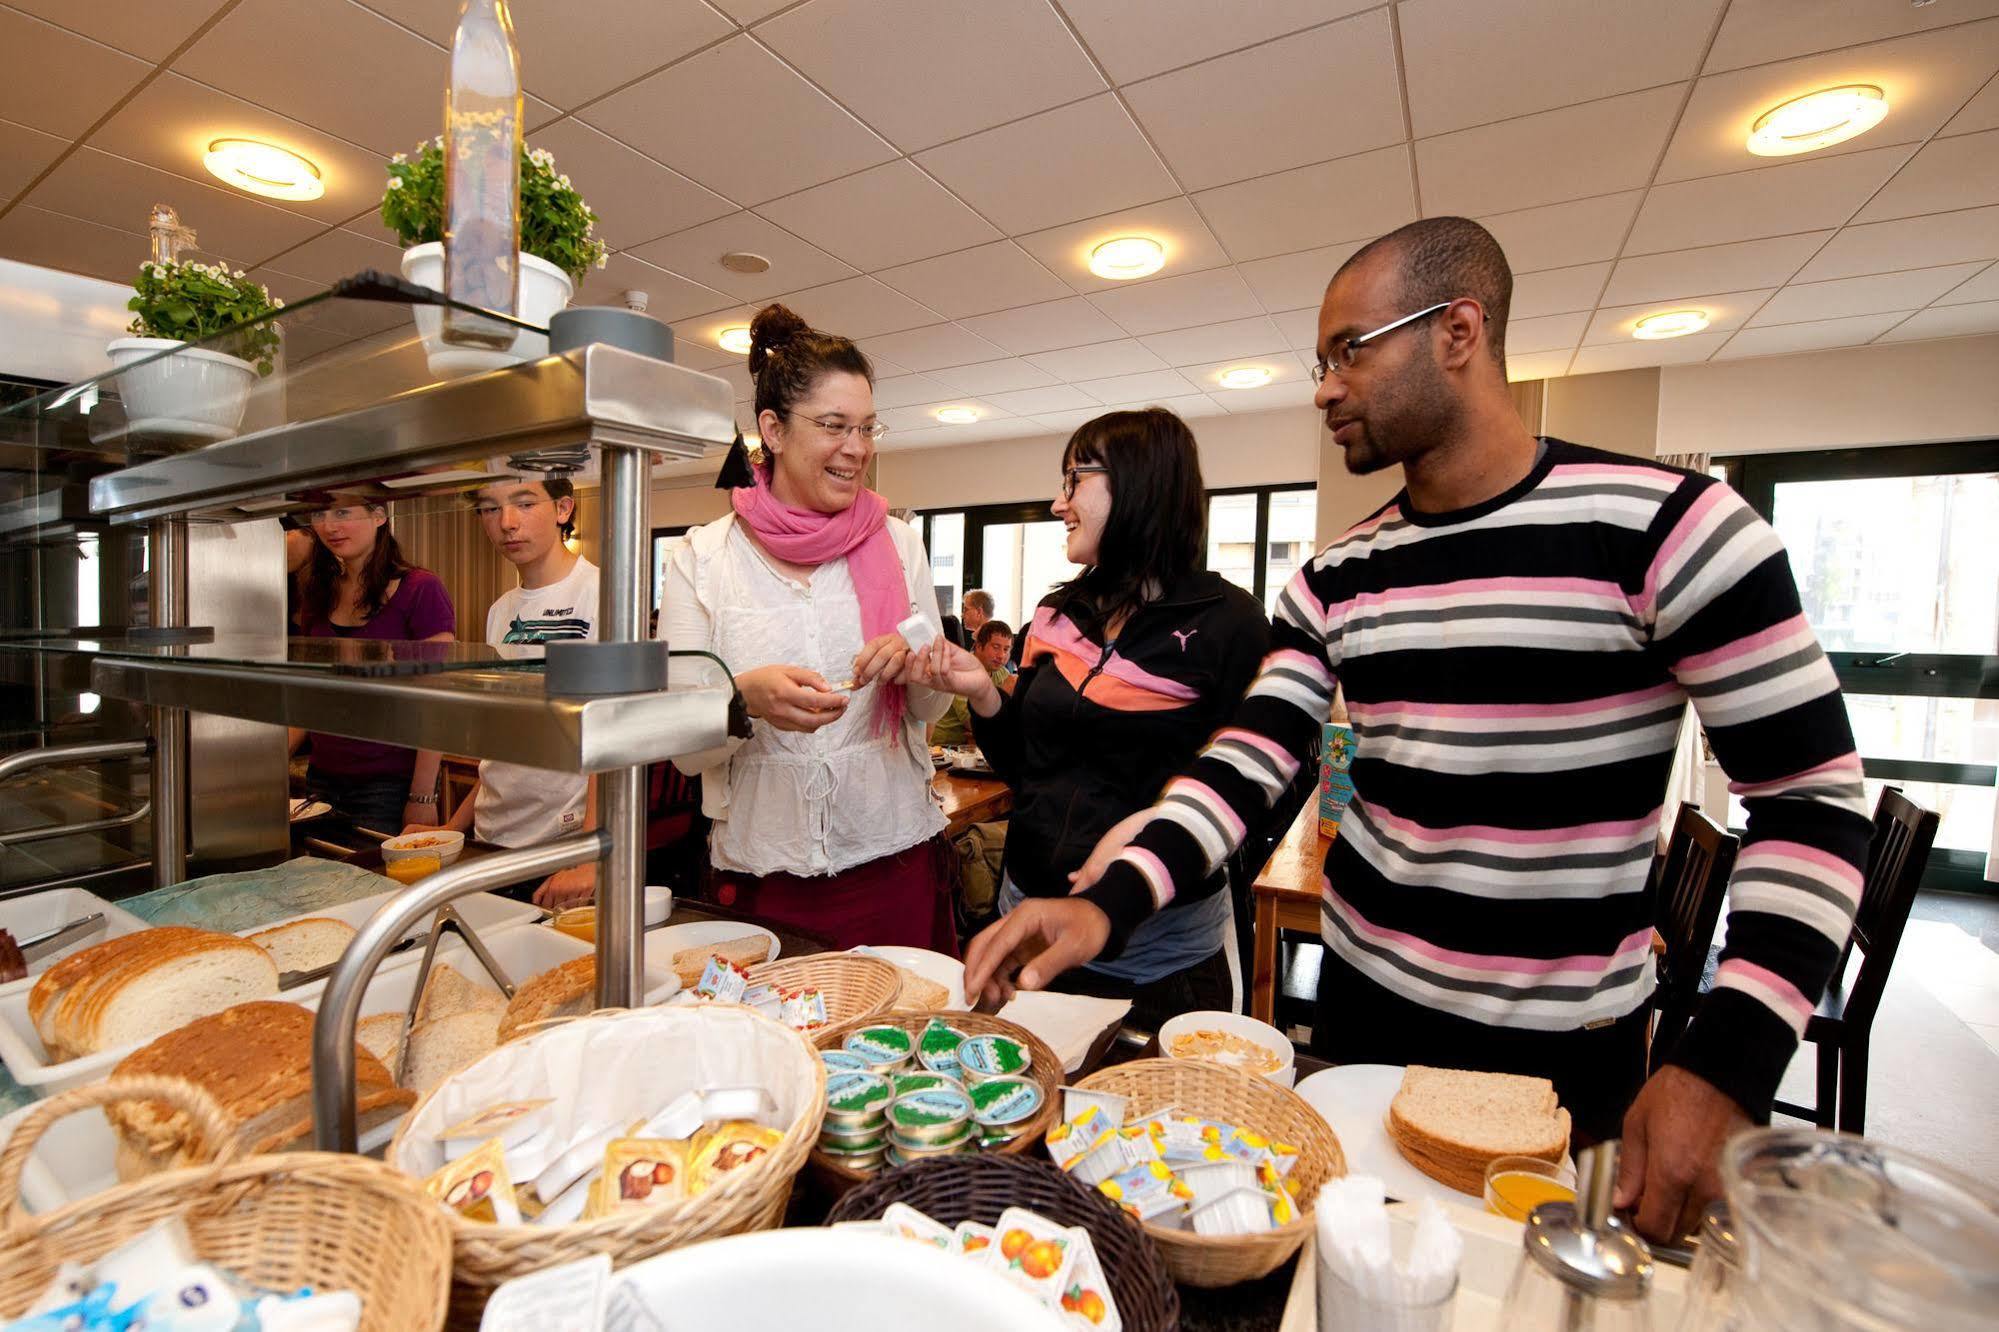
[551,906,596,943]
[1484,1153,1578,1222]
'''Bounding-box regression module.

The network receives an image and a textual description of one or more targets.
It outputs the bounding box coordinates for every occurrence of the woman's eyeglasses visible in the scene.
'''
[1061,464,1109,499]
[785,411,889,442]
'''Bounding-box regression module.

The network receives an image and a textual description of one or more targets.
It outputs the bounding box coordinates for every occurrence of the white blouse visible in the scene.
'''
[661,513,950,878]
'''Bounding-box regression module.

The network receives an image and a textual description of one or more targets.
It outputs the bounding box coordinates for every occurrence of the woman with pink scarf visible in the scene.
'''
[659,304,957,953]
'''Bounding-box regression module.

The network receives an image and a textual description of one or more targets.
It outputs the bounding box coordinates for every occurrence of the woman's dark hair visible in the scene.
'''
[301,502,415,627]
[748,303,874,431]
[1053,408,1207,628]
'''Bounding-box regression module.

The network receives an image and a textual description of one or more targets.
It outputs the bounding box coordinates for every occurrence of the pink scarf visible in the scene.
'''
[732,466,908,735]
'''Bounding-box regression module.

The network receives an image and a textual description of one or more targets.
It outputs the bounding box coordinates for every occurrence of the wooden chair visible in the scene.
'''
[1647,802,1739,1073]
[1771,787,1938,1135]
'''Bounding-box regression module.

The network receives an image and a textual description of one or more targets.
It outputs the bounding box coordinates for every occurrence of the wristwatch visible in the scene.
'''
[407,792,437,806]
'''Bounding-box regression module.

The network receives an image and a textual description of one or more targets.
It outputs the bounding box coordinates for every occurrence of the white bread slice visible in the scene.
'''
[356,1012,407,1075]
[414,963,503,1027]
[669,934,770,988]
[30,927,201,1052]
[246,917,356,974]
[89,936,279,1055]
[496,956,595,1044]
[1387,1065,1570,1164]
[403,1010,500,1095]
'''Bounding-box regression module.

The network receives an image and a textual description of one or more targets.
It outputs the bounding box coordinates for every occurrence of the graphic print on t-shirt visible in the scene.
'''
[501,603,591,643]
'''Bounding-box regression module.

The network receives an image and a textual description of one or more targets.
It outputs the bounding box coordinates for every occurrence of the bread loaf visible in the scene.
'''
[32,927,278,1062]
[669,934,770,988]
[496,956,595,1044]
[246,917,356,974]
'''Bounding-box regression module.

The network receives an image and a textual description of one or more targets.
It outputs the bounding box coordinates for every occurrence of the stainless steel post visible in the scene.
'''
[594,441,650,1011]
[311,832,607,1151]
[147,518,188,888]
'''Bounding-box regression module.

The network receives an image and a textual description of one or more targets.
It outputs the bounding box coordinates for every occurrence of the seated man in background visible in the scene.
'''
[930,620,1013,748]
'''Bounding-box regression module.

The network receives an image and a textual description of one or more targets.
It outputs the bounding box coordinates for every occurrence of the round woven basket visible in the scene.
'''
[808,1010,1061,1190]
[748,953,900,1026]
[0,1077,451,1330]
[389,1006,827,1330]
[828,1153,1182,1332]
[1065,1058,1345,1288]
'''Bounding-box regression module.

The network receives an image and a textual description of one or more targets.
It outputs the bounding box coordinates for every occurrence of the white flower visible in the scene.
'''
[234,269,245,278]
[386,177,404,190]
[390,152,407,164]
[557,173,571,188]
[595,252,608,269]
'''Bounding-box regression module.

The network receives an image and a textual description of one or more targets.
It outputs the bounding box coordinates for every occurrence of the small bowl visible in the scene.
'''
[1157,1010,1296,1087]
[551,906,596,943]
[645,884,673,927]
[381,829,465,866]
[1483,1154,1577,1222]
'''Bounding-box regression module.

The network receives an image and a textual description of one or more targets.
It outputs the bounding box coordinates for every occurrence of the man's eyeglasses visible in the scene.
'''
[1310,300,1479,383]
[306,505,379,526]
[786,410,888,442]
[1061,464,1109,499]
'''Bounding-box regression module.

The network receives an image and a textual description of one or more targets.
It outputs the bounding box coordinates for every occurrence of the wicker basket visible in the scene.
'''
[808,1010,1062,1190]
[1066,1058,1345,1287]
[749,952,900,1026]
[828,1153,1182,1332]
[389,1005,827,1330]
[0,1077,451,1330]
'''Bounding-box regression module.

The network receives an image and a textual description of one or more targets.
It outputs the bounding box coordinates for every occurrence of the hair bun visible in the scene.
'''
[747,302,810,376]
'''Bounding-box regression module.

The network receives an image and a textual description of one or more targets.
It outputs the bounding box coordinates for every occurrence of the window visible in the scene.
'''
[1206,485,1319,614]
[981,519,1081,629]
[650,527,689,614]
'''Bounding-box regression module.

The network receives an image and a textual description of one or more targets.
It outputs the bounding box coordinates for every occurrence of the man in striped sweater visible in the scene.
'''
[963,217,1873,1240]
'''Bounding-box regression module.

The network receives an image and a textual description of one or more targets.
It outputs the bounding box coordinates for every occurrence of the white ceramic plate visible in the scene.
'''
[644,919,781,977]
[855,945,967,1010]
[1293,1063,1473,1206]
[288,798,332,821]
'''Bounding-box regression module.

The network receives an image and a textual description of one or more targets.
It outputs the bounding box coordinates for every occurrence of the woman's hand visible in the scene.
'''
[905,639,1003,714]
[402,800,436,831]
[736,664,849,733]
[852,631,911,689]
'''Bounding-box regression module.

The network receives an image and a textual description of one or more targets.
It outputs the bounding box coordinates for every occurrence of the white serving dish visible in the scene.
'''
[0,888,149,977]
[644,919,782,977]
[854,945,967,1010]
[1159,1009,1296,1087]
[235,886,540,947]
[379,829,466,866]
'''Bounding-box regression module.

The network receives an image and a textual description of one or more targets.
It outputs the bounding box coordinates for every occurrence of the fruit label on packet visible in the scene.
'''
[688,1122,785,1194]
[425,1138,521,1225]
[693,956,750,1002]
[588,1139,689,1218]
[1059,1237,1122,1331]
[1220,1126,1300,1175]
[880,1202,955,1250]
[1045,1106,1112,1171]
[1149,1113,1229,1164]
[986,1207,1079,1304]
[779,986,827,1031]
[955,1221,995,1257]
[1097,1160,1193,1222]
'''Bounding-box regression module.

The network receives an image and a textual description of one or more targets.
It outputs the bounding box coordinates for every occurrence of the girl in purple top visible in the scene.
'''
[292,496,456,833]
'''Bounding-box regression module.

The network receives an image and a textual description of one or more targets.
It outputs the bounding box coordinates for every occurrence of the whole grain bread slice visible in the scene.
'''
[402,1010,500,1095]
[413,962,503,1027]
[1387,1065,1570,1164]
[495,956,596,1044]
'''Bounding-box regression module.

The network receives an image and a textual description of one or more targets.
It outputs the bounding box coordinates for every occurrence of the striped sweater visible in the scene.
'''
[1078,440,1874,1116]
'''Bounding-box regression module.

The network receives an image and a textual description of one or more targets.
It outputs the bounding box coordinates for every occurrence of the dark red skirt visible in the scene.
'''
[711,836,959,956]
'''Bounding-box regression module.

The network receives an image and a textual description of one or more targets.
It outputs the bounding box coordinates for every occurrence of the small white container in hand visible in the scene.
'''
[1158,1009,1296,1087]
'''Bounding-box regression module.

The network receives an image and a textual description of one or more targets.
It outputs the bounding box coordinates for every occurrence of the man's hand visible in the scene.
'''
[962,898,1111,1009]
[1067,808,1155,893]
[533,864,597,911]
[1614,1064,1749,1242]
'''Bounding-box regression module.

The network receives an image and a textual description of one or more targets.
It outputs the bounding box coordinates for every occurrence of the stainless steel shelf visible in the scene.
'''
[90,656,735,773]
[89,343,735,524]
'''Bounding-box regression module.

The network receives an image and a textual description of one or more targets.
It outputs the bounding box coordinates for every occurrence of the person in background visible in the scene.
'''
[929,619,1013,747]
[401,473,599,909]
[292,495,454,833]
[960,589,994,648]
[662,303,958,952]
[963,217,1871,1242]
[282,515,315,629]
[908,409,1270,1029]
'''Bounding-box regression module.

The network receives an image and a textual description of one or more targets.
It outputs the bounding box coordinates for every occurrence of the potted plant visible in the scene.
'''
[107,259,283,445]
[382,139,606,376]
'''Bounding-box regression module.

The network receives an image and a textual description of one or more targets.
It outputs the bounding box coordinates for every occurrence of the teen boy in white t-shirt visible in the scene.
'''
[404,474,599,908]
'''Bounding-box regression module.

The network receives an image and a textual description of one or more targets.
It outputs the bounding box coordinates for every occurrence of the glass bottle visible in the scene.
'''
[441,0,521,349]
[1673,1202,1744,1332]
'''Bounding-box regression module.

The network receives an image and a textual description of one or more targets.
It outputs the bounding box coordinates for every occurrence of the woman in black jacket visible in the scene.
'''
[908,408,1270,1028]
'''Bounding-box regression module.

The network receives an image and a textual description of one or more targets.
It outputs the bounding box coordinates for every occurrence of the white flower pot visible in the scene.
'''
[400,242,573,378]
[105,337,256,445]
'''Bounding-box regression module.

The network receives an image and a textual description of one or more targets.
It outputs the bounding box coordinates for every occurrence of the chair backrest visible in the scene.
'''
[1844,786,1938,1020]
[1653,802,1739,1006]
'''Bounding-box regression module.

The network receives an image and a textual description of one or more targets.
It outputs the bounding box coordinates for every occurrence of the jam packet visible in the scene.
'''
[1045,1105,1113,1172]
[1059,1237,1123,1331]
[955,1220,996,1257]
[693,956,750,1003]
[881,1202,955,1249]
[779,986,828,1031]
[688,1122,784,1194]
[426,1138,521,1225]
[587,1138,689,1218]
[986,1206,1080,1306]
[439,1099,555,1155]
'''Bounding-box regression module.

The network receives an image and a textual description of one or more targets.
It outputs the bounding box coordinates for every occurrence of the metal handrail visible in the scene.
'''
[0,799,150,848]
[310,831,607,1152]
[0,738,147,785]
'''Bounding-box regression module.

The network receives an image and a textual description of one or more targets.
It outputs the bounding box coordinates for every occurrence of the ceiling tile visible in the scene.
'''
[857,322,1011,372]
[1659,19,1999,183]
[24,147,324,268]
[1625,143,1914,254]
[1236,242,1364,312]
[960,296,1126,355]
[1937,260,1999,305]
[1401,0,1720,137]
[767,275,941,339]
[709,0,786,21]
[1946,72,1999,136]
[1271,307,1320,351]
[984,384,1101,415]
[1852,128,1999,224]
[1017,197,1230,294]
[713,361,755,400]
[1030,408,1112,434]
[1602,231,1832,305]
[1569,330,1729,374]
[875,241,1072,320]
[1122,10,1402,190]
[0,204,151,284]
[1715,312,1908,359]
[1749,264,1989,327]
[1505,311,1590,355]
[756,0,1103,153]
[671,305,761,370]
[0,7,149,139]
[869,373,961,409]
[1505,350,1575,382]
[1178,352,1309,394]
[525,119,733,250]
[1877,299,1999,342]
[10,0,228,61]
[1087,266,1261,336]
[1415,84,1683,217]
[256,224,405,284]
[1511,263,1612,319]
[1075,369,1201,405]
[1477,191,1644,273]
[574,251,733,323]
[880,397,1012,432]
[1792,206,1999,283]
[916,95,1178,236]
[1583,288,1776,344]
[756,160,1000,272]
[630,211,856,302]
[1139,316,1289,367]
[1207,381,1313,414]
[1024,339,1168,380]
[928,358,1060,395]
[1195,145,1415,262]
[580,35,895,204]
[175,0,453,156]
[1704,0,1999,73]
[1059,0,1372,84]
[1130,393,1230,419]
[0,117,67,203]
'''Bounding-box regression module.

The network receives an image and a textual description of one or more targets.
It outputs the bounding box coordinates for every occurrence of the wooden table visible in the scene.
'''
[1250,802,1331,1025]
[933,769,1011,837]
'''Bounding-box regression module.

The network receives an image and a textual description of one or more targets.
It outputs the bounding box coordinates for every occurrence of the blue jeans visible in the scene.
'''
[307,768,409,836]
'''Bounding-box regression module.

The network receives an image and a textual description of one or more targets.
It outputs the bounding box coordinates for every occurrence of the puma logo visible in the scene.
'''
[1172,628,1199,651]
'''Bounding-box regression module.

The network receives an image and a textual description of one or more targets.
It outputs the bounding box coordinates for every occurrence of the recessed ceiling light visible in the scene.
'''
[1088,236,1165,281]
[1217,366,1273,389]
[717,326,754,354]
[720,251,771,274]
[1747,85,1888,156]
[203,138,323,201]
[935,406,980,424]
[1632,310,1711,340]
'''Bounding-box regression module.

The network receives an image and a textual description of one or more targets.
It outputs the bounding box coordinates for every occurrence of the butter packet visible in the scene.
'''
[426,1138,521,1225]
[590,1138,689,1217]
[881,1202,954,1250]
[986,1206,1080,1306]
[688,1121,785,1194]
[693,956,750,1002]
[955,1220,996,1257]
[1058,1233,1123,1331]
[440,1099,555,1155]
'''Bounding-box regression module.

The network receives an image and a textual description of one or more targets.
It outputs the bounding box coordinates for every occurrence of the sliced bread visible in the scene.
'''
[403,1010,500,1095]
[669,934,771,988]
[29,927,201,1051]
[246,917,357,974]
[414,962,504,1027]
[1387,1065,1571,1166]
[496,956,596,1044]
[86,934,279,1056]
[356,1011,407,1075]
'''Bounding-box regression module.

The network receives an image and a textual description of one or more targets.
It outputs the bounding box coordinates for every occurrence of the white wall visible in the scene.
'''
[1544,369,1663,459]
[0,258,133,383]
